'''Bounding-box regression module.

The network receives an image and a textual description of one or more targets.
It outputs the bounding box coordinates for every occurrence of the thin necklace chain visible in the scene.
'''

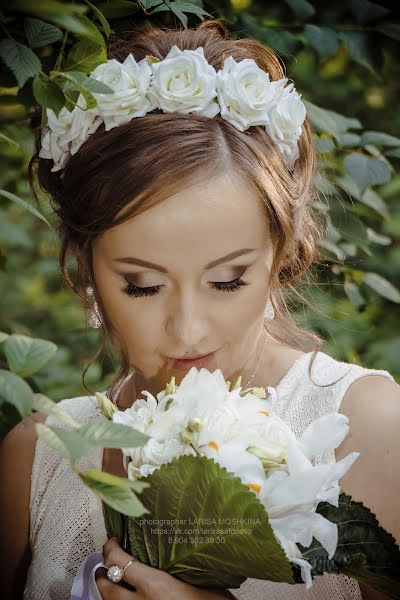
[243,332,267,388]
[120,332,268,408]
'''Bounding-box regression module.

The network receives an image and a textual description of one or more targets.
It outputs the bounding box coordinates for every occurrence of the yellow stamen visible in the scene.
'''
[257,410,269,416]
[247,482,261,493]
[208,441,219,451]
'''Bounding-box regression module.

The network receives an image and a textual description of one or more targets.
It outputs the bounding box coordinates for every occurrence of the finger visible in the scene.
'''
[102,537,156,590]
[95,567,139,599]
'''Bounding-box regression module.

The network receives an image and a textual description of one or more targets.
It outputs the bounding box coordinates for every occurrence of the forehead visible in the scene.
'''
[95,173,269,265]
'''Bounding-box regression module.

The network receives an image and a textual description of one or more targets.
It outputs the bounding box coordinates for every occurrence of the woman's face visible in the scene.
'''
[92,172,275,389]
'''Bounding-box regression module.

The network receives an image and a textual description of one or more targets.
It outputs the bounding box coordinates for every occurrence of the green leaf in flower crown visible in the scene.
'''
[3,333,58,378]
[124,454,293,589]
[64,39,107,73]
[33,73,66,116]
[79,469,149,517]
[298,494,400,599]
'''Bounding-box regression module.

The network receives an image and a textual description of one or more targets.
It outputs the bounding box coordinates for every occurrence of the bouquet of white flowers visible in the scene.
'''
[36,367,400,597]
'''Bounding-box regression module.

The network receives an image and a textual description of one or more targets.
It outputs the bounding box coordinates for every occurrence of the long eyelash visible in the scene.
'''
[122,277,249,298]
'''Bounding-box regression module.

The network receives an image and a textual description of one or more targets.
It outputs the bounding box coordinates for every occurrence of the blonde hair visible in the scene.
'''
[29,19,341,401]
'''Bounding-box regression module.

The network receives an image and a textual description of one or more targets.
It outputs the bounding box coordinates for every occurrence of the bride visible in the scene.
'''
[1,19,399,600]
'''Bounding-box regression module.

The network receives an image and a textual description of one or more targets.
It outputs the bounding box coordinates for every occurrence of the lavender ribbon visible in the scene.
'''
[70,552,107,600]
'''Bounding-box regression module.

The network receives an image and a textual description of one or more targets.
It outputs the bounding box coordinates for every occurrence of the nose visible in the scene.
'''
[165,287,212,349]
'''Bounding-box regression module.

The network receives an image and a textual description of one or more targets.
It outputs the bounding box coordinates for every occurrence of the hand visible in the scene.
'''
[96,537,237,599]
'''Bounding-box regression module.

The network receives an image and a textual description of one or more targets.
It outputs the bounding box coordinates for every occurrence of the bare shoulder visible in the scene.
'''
[0,412,47,599]
[335,374,400,546]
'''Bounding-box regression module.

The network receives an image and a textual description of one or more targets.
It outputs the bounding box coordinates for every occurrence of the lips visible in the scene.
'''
[165,350,217,371]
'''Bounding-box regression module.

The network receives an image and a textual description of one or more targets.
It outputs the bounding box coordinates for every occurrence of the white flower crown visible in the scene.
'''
[39,46,307,173]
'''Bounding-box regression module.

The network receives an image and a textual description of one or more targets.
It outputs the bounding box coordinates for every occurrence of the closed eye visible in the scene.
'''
[122,276,250,298]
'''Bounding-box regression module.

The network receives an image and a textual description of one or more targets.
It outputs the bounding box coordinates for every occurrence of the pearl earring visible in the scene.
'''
[87,285,102,328]
[264,298,275,320]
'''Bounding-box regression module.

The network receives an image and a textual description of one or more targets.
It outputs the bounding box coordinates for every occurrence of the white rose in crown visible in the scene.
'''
[267,82,307,169]
[90,54,155,131]
[39,96,102,172]
[147,45,220,118]
[216,55,285,132]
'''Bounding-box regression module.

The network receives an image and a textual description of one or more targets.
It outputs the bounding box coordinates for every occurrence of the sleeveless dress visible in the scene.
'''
[23,350,396,600]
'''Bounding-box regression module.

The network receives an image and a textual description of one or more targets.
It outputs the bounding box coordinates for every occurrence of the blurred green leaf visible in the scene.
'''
[366,228,391,246]
[304,25,338,58]
[314,137,335,153]
[10,0,87,17]
[0,189,54,229]
[344,153,391,192]
[83,0,111,38]
[376,24,400,42]
[24,17,63,48]
[284,0,315,20]
[349,0,390,25]
[362,272,400,303]
[385,148,400,158]
[3,334,58,377]
[0,39,41,88]
[338,31,383,77]
[0,369,34,418]
[304,101,362,138]
[96,1,139,19]
[47,13,105,46]
[360,188,389,220]
[344,280,365,308]
[361,131,400,147]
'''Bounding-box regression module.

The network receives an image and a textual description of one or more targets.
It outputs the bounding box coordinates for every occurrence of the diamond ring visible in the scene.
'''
[107,559,135,583]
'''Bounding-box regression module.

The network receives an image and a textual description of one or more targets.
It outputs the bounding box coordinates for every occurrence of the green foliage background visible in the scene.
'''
[0,0,399,439]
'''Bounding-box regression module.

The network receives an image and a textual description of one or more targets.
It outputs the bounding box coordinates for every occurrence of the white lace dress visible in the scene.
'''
[23,350,395,600]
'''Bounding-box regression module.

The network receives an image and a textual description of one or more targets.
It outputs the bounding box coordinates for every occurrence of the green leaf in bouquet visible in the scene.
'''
[95,391,118,419]
[299,494,400,599]
[0,369,34,418]
[33,393,81,429]
[79,469,149,517]
[36,423,93,463]
[79,420,150,449]
[3,333,58,378]
[123,454,294,589]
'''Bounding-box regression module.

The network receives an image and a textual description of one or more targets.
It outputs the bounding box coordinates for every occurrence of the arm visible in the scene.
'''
[335,375,400,600]
[0,412,46,600]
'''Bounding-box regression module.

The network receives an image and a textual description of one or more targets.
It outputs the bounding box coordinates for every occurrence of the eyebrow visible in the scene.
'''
[113,248,257,272]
